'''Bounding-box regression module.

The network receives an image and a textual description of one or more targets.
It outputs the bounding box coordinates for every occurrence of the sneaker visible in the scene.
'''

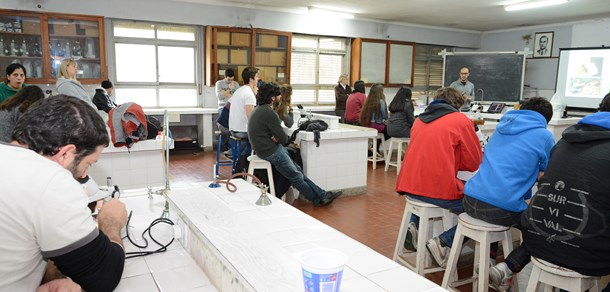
[474,257,497,275]
[403,222,418,252]
[317,191,342,206]
[223,150,232,159]
[489,262,513,292]
[425,237,449,268]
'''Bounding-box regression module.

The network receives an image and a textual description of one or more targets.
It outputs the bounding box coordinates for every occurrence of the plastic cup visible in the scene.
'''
[299,248,347,292]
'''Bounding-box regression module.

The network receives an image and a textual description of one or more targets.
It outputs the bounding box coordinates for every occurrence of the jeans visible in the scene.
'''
[262,146,326,204]
[463,195,524,260]
[407,194,464,247]
[463,195,523,228]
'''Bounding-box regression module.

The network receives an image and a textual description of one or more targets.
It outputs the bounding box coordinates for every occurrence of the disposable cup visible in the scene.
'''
[299,248,347,292]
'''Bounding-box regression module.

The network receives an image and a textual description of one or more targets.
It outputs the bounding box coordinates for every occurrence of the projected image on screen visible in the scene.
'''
[556,48,610,109]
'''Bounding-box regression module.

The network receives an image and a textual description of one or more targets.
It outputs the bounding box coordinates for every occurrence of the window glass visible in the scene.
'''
[157,25,196,41]
[113,21,155,38]
[114,88,157,107]
[290,35,348,105]
[111,20,200,108]
[159,88,198,107]
[158,46,195,83]
[115,43,156,82]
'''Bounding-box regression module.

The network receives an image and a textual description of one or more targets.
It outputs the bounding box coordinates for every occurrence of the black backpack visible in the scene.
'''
[290,119,329,147]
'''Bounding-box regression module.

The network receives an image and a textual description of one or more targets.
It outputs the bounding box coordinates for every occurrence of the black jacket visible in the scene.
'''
[92,88,117,113]
[522,112,610,276]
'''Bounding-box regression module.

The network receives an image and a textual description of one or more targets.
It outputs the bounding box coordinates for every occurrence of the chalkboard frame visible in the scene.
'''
[442,52,527,103]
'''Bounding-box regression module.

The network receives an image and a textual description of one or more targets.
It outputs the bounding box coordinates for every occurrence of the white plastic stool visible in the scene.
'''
[442,213,517,292]
[247,155,276,199]
[393,197,456,276]
[367,133,386,169]
[384,137,410,173]
[526,257,601,292]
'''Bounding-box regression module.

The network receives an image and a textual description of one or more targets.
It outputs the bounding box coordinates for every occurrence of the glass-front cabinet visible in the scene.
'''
[205,26,291,86]
[48,17,104,80]
[0,11,44,80]
[0,9,106,84]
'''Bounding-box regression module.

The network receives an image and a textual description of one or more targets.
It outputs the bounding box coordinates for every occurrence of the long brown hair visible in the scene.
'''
[359,84,385,126]
[0,85,45,113]
[275,84,292,121]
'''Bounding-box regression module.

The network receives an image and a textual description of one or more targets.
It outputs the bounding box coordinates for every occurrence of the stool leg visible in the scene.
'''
[442,224,465,289]
[385,139,394,172]
[266,165,276,198]
[477,234,491,292]
[526,264,542,292]
[372,137,378,169]
[216,135,222,176]
[393,206,412,261]
[415,208,432,275]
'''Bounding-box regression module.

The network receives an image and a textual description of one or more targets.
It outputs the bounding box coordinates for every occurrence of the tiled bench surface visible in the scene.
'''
[116,192,218,292]
[162,180,445,292]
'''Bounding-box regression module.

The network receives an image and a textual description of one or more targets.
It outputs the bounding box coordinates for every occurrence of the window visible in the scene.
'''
[412,44,451,100]
[110,20,200,108]
[290,35,348,105]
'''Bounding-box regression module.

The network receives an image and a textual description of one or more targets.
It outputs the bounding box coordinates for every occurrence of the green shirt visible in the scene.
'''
[248,105,289,159]
[0,82,26,103]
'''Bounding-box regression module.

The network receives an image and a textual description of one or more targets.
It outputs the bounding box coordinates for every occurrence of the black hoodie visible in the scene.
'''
[522,112,610,276]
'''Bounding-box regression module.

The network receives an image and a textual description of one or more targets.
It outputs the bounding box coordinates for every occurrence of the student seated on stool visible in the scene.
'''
[248,82,342,207]
[462,97,554,291]
[489,93,610,291]
[229,67,259,173]
[395,87,482,267]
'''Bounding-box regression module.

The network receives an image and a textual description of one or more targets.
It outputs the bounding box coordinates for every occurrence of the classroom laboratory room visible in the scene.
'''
[2,0,610,291]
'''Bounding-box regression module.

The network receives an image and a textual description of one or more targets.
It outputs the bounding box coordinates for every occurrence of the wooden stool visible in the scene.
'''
[384,137,410,173]
[215,131,233,176]
[393,197,456,276]
[526,256,601,292]
[442,213,517,292]
[367,133,386,169]
[247,155,276,198]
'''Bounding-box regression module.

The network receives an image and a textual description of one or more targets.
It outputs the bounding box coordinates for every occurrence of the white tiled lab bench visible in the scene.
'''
[284,123,378,195]
[160,180,445,292]
[89,139,172,190]
[116,192,218,292]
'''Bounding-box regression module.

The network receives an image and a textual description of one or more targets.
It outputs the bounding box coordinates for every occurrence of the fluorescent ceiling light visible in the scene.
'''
[308,7,354,19]
[505,0,568,11]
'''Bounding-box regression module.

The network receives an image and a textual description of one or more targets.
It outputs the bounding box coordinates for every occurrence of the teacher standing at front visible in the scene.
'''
[449,66,475,112]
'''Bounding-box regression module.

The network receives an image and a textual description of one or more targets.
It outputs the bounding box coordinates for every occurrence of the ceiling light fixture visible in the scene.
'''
[308,7,354,19]
[505,0,568,11]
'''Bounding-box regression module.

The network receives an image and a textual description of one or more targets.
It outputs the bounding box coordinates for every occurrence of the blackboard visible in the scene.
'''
[443,54,525,102]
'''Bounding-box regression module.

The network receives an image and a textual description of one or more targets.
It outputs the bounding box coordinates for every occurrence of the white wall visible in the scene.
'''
[1,0,481,48]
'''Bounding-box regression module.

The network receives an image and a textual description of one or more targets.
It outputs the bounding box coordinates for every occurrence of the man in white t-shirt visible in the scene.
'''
[0,95,128,292]
[228,66,259,172]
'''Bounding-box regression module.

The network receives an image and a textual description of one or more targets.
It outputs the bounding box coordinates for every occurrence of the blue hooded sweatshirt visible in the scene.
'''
[464,110,555,212]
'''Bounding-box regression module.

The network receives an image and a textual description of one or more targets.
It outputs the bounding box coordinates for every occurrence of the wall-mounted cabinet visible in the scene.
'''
[205,26,291,86]
[0,9,106,84]
[350,38,415,87]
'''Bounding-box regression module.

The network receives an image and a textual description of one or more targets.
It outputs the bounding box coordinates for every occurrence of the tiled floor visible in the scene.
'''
[168,149,465,289]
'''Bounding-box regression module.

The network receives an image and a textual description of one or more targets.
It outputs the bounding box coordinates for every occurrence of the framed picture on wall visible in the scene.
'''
[533,31,554,58]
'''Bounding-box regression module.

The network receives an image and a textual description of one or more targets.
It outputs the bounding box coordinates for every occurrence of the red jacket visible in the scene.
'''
[396,104,482,200]
[345,92,366,123]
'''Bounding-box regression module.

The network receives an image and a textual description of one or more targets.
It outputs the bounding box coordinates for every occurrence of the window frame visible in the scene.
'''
[290,34,349,106]
[108,19,203,108]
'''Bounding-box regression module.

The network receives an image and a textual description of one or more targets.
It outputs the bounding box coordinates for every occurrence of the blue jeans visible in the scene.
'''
[407,194,464,248]
[261,146,326,204]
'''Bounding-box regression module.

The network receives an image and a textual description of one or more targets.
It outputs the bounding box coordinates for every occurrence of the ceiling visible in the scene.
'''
[175,0,610,31]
